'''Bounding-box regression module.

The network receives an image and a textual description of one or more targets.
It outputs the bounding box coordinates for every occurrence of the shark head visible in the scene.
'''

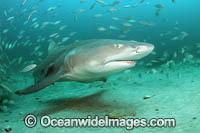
[65,39,154,81]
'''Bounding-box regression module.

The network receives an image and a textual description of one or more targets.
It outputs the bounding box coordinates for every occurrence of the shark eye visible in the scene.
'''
[114,44,124,48]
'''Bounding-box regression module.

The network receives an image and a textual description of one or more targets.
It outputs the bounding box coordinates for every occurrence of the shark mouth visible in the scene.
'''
[115,60,135,64]
[105,60,136,66]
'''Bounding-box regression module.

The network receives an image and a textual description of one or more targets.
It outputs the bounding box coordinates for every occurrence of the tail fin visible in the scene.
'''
[15,71,63,95]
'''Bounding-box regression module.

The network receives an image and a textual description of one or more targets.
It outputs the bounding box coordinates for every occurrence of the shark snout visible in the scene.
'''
[136,44,154,54]
[147,44,154,51]
[129,44,154,60]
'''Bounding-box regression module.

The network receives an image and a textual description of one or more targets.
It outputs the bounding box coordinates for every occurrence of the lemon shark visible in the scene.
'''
[15,39,154,95]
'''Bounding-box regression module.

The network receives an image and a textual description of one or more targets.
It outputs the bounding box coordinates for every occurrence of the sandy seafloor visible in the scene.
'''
[0,63,200,133]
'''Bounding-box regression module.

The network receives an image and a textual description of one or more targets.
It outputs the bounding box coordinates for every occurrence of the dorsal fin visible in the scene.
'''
[48,40,57,54]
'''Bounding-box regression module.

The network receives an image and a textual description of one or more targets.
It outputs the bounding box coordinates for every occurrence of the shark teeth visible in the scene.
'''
[108,60,135,65]
[126,60,135,64]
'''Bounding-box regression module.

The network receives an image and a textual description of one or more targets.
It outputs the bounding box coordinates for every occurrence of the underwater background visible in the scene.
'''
[0,0,200,132]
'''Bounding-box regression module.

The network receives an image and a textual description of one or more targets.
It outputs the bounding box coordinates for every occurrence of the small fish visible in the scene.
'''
[128,19,136,23]
[34,46,41,51]
[96,0,105,5]
[59,25,67,30]
[172,0,176,3]
[107,7,119,12]
[4,11,7,17]
[179,31,188,40]
[18,57,23,64]
[3,29,9,34]
[173,52,177,58]
[140,0,145,3]
[72,9,86,14]
[21,0,27,6]
[46,7,57,12]
[80,0,89,3]
[181,48,185,54]
[143,94,155,100]
[171,36,179,40]
[90,3,96,9]
[186,54,193,60]
[69,32,77,36]
[155,9,161,16]
[121,29,130,34]
[109,1,120,6]
[34,23,39,29]
[97,27,106,31]
[49,33,58,38]
[54,21,61,25]
[42,21,50,26]
[32,17,37,22]
[171,32,188,40]
[123,5,131,8]
[109,25,119,30]
[92,14,103,18]
[155,4,164,9]
[27,13,33,21]
[121,22,132,27]
[62,37,70,42]
[7,16,15,21]
[111,17,120,21]
[20,64,37,72]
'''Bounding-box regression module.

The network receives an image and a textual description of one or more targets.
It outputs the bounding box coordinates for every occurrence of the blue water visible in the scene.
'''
[1,0,200,132]
[0,0,199,64]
